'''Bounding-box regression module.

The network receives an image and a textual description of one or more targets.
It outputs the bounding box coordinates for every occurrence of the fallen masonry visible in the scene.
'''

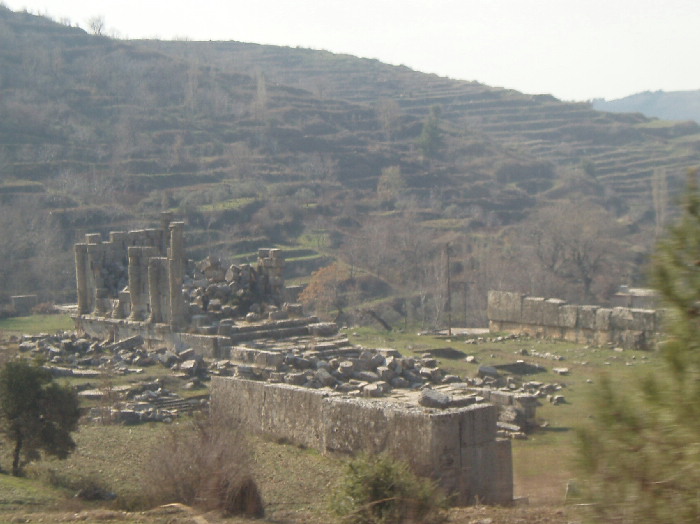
[70,217,516,504]
[15,331,209,424]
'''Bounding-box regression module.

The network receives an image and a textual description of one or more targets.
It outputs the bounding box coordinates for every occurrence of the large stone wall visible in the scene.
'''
[488,290,658,350]
[210,377,513,505]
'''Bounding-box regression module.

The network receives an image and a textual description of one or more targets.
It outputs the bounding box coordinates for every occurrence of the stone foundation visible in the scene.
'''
[488,291,658,350]
[210,377,513,505]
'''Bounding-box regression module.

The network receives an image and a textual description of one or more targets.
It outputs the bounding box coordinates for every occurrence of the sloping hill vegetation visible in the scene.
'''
[1,6,699,325]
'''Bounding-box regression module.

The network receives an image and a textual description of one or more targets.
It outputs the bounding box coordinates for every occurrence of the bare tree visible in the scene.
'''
[87,15,105,36]
[524,200,626,302]
[375,98,401,141]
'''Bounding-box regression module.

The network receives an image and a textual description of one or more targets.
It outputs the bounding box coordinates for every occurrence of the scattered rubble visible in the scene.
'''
[9,330,570,437]
[12,331,209,424]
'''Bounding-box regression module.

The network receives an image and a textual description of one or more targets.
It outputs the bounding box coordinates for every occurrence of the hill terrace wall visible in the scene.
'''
[210,377,513,506]
[487,291,658,350]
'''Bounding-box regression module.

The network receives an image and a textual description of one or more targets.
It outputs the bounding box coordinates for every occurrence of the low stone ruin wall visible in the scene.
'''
[488,291,659,350]
[210,376,513,506]
[11,295,37,315]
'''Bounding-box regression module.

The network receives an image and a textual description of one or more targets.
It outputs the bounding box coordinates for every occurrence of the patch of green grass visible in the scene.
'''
[197,196,257,212]
[0,314,73,335]
[0,473,68,512]
[348,326,661,503]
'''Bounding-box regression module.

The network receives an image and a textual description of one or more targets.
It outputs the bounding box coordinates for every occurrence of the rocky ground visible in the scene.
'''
[4,329,572,440]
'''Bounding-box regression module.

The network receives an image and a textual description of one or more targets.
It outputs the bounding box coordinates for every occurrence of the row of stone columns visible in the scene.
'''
[74,219,186,331]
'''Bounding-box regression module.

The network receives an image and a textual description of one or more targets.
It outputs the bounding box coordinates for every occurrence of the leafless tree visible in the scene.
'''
[87,15,105,36]
[523,200,627,302]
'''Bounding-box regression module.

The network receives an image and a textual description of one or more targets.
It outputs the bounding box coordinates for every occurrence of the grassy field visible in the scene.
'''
[347,326,658,504]
[0,317,660,522]
[0,314,74,335]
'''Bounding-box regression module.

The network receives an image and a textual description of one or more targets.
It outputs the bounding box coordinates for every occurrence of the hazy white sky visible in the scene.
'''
[4,0,700,101]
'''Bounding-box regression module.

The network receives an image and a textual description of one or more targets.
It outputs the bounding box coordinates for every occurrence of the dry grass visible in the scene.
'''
[142,408,263,517]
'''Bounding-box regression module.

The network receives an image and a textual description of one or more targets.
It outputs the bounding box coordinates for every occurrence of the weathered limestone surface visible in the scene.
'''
[487,291,523,323]
[488,290,658,350]
[543,298,566,327]
[558,304,578,329]
[210,376,513,505]
[521,297,545,326]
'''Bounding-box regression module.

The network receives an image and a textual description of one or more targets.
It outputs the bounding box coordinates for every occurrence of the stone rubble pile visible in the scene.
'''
[184,254,286,325]
[14,332,209,424]
[9,330,569,437]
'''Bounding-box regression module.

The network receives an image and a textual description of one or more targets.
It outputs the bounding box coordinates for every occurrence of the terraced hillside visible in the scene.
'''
[1,5,699,315]
[149,40,700,206]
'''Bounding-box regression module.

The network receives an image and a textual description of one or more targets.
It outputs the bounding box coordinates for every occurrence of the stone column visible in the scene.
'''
[86,244,105,315]
[74,243,89,315]
[270,249,285,304]
[148,257,169,324]
[148,258,162,323]
[160,212,173,254]
[168,222,186,330]
[128,247,145,321]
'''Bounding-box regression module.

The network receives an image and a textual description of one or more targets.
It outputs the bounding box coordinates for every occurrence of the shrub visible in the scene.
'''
[142,408,263,517]
[331,453,446,524]
[30,467,115,500]
[32,302,57,314]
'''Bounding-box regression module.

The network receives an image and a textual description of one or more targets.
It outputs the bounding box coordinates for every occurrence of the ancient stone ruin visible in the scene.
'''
[488,290,659,350]
[71,217,514,505]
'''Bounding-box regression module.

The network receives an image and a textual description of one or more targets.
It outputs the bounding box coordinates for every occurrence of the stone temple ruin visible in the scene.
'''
[72,215,514,505]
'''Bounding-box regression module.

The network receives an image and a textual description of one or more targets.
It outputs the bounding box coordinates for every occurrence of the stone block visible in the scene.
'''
[521,297,545,325]
[487,291,523,323]
[610,307,634,331]
[308,322,338,337]
[577,305,599,330]
[630,309,657,333]
[558,305,578,328]
[618,330,648,350]
[459,403,498,446]
[542,298,566,327]
[595,308,612,331]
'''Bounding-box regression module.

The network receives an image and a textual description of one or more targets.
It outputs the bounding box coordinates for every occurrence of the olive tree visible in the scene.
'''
[0,360,80,476]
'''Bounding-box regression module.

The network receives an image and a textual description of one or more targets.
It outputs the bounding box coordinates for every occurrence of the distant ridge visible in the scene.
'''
[592,90,700,123]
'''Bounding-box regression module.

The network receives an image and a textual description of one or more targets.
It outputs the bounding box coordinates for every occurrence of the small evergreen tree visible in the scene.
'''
[417,106,443,160]
[331,453,446,524]
[0,360,80,476]
[576,170,700,523]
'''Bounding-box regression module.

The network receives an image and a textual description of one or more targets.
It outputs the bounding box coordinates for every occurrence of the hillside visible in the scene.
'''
[593,89,700,123]
[1,6,699,322]
[146,40,700,203]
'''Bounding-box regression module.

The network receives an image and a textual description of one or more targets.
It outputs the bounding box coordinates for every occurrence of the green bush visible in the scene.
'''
[30,467,115,500]
[331,453,446,524]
